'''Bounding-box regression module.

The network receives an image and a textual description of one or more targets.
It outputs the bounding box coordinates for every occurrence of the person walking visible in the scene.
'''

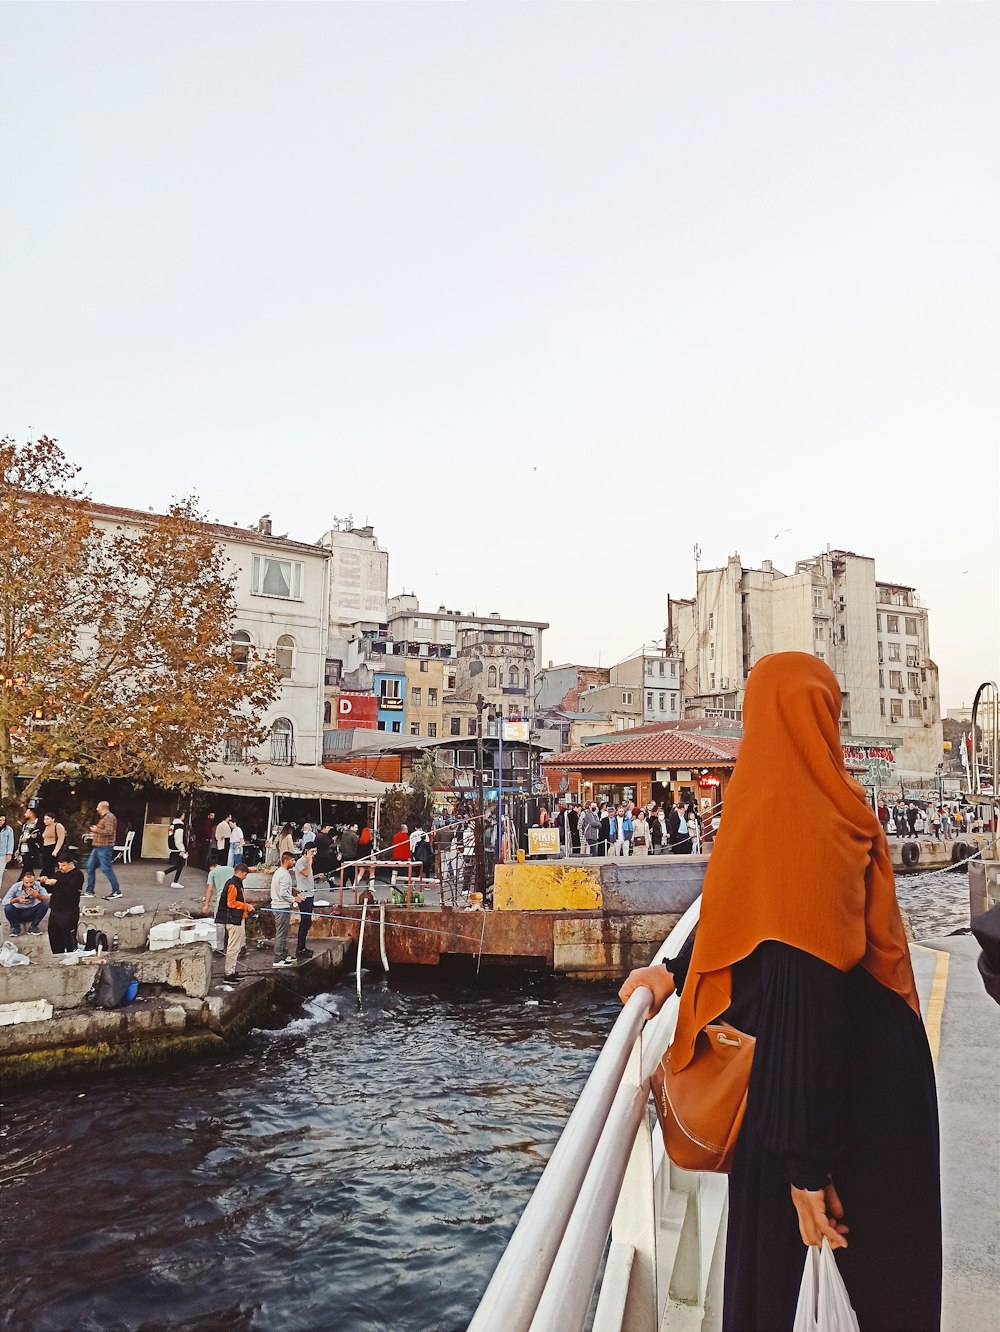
[157,817,187,886]
[270,851,299,967]
[293,844,316,960]
[41,853,84,954]
[203,857,235,919]
[392,825,411,861]
[40,812,67,879]
[620,652,940,1332]
[907,803,918,838]
[85,801,121,899]
[2,871,50,935]
[216,862,254,982]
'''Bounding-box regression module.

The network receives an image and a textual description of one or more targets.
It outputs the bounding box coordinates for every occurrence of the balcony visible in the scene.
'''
[503,686,528,696]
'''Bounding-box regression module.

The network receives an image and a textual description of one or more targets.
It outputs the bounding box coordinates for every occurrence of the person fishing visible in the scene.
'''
[619,652,941,1332]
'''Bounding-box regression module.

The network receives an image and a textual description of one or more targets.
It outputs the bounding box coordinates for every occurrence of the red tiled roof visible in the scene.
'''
[543,730,741,769]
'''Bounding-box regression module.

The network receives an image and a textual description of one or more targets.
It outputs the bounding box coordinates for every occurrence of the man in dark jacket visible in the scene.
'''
[339,823,360,885]
[41,853,84,954]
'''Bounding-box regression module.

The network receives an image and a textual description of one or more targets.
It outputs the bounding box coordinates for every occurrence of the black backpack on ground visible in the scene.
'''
[85,961,135,1008]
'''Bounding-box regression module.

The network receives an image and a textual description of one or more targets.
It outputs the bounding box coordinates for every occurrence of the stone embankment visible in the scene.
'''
[0,908,349,1085]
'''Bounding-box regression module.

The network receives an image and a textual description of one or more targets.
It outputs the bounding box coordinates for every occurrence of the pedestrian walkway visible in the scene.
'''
[917,935,1000,1332]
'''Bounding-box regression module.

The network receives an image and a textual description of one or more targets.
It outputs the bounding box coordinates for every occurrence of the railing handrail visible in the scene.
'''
[468,896,703,1332]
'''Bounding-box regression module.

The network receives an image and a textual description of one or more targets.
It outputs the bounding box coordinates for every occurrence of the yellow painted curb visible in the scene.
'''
[914,944,950,1070]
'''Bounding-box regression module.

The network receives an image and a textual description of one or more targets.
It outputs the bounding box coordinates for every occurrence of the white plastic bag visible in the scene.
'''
[793,1239,861,1332]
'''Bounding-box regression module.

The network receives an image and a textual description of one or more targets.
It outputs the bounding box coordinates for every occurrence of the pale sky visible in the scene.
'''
[3,4,997,708]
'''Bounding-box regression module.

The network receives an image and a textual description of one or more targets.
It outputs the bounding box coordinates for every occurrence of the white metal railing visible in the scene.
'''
[469,896,727,1332]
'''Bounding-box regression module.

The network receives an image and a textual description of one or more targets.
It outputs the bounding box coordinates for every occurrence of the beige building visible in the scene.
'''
[669,549,942,779]
[388,596,548,735]
[611,647,683,725]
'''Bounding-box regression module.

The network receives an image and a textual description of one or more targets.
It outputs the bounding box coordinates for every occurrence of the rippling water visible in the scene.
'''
[0,971,621,1332]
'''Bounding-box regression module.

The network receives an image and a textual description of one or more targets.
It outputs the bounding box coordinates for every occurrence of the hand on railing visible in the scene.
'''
[618,964,676,1018]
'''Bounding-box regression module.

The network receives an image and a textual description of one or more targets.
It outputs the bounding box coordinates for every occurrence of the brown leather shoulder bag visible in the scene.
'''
[650,1021,755,1174]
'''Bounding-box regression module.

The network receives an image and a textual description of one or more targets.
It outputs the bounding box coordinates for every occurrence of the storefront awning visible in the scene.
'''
[200,763,394,802]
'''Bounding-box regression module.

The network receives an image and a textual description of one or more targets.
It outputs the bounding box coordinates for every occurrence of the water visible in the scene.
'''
[0,971,622,1332]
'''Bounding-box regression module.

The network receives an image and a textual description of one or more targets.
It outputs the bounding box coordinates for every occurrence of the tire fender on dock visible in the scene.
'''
[901,841,921,868]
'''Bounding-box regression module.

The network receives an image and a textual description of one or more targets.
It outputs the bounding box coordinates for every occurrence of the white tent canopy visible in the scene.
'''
[201,763,394,802]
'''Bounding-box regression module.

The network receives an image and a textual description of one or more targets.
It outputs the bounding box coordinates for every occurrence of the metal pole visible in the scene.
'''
[497,718,504,862]
[475,693,486,897]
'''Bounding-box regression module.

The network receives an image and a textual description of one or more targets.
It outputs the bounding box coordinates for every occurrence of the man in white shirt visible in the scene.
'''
[214,817,232,866]
[228,822,245,867]
[270,851,300,967]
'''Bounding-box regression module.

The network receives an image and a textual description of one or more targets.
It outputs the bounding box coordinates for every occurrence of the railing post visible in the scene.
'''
[609,1037,657,1332]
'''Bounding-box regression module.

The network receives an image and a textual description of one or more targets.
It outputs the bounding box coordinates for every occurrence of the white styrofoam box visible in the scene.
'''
[149,921,182,944]
[191,922,217,943]
[0,999,54,1026]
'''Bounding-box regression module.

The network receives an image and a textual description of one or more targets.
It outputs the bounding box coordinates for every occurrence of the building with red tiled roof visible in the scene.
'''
[542,728,740,814]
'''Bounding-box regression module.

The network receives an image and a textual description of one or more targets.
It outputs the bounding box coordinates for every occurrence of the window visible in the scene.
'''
[251,554,302,600]
[488,665,498,688]
[879,670,884,687]
[658,692,666,709]
[646,692,654,709]
[231,630,251,675]
[410,722,421,736]
[447,673,456,689]
[888,642,900,661]
[391,721,401,733]
[427,722,437,737]
[380,678,402,699]
[890,699,903,720]
[468,718,477,735]
[523,669,530,694]
[814,624,825,641]
[908,700,921,718]
[905,617,918,636]
[411,687,422,707]
[813,591,823,610]
[323,701,331,724]
[428,688,438,706]
[708,612,714,629]
[908,671,919,691]
[889,670,902,689]
[659,660,666,676]
[839,624,846,643]
[880,698,885,717]
[222,736,248,764]
[877,614,882,630]
[710,674,716,690]
[509,666,519,688]
[671,693,677,710]
[269,718,294,765]
[377,721,386,732]
[709,643,715,659]
[622,691,633,705]
[508,703,517,717]
[275,633,295,680]
[457,748,477,768]
[420,660,429,673]
[497,668,504,688]
[886,614,899,634]
[450,717,461,736]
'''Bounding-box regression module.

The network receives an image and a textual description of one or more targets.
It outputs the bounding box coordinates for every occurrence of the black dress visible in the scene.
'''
[667,937,941,1332]
[47,867,84,954]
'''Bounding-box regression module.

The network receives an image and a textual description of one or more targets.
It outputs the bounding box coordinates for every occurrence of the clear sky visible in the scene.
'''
[3,4,997,708]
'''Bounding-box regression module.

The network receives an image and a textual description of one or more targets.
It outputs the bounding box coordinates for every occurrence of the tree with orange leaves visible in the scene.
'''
[0,435,281,809]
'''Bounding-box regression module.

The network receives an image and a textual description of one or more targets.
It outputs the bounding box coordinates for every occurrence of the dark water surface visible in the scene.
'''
[1,971,621,1332]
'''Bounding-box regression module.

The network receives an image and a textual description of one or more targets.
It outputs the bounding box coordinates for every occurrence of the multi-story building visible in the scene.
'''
[578,682,643,732]
[668,549,943,779]
[317,518,389,648]
[88,504,330,767]
[610,647,683,725]
[387,596,548,736]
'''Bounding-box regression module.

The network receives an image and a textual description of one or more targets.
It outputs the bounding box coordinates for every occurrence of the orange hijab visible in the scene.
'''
[672,652,918,1071]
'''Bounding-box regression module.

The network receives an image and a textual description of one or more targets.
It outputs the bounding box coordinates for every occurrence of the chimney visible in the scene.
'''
[258,514,272,536]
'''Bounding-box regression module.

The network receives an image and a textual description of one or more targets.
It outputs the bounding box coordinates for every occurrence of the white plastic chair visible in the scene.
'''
[113,830,135,864]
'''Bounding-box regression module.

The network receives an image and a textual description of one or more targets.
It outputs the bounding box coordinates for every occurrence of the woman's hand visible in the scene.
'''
[618,965,675,1017]
[790,1181,849,1249]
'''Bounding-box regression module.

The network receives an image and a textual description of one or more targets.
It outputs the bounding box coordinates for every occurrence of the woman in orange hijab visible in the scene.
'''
[620,652,941,1331]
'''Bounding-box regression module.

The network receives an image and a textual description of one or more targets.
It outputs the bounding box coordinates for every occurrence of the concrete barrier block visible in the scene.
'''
[0,960,100,1009]
[132,944,213,998]
[493,863,603,912]
[600,859,708,914]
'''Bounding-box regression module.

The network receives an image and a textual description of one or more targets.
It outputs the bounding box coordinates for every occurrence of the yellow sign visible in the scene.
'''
[527,827,560,857]
[503,721,530,742]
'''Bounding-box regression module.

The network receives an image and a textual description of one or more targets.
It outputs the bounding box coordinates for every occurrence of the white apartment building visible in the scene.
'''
[89,504,329,768]
[611,647,683,725]
[317,519,390,653]
[669,549,942,779]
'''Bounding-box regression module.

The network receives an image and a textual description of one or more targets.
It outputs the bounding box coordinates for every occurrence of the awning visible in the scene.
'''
[200,763,394,802]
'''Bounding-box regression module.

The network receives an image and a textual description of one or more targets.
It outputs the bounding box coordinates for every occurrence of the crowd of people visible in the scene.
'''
[876,797,983,839]
[549,799,708,857]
